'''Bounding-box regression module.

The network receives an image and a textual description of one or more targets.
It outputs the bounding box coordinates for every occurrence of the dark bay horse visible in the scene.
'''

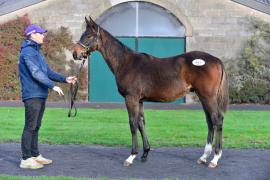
[73,17,229,168]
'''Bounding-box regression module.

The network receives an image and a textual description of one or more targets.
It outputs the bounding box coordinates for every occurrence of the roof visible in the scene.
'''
[0,0,44,16]
[232,0,270,15]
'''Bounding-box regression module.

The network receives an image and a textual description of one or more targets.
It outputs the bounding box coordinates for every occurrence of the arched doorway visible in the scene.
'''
[89,1,186,103]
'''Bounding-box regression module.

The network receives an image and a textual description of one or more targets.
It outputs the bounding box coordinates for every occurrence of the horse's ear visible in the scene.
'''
[88,16,97,27]
[87,16,98,31]
[88,16,94,23]
[85,16,91,26]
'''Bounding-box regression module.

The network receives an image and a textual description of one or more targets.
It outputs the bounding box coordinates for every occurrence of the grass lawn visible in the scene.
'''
[0,176,110,180]
[0,107,269,149]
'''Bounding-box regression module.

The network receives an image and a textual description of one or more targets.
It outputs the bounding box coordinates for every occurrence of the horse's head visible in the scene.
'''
[73,16,100,60]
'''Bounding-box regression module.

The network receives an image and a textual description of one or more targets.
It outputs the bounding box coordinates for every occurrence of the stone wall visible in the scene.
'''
[1,0,269,59]
[176,0,270,59]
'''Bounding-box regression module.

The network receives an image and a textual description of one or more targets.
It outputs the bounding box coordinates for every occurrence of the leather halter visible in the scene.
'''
[78,26,100,52]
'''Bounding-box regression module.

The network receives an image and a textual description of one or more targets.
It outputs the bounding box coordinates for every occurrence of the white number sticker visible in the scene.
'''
[192,59,205,66]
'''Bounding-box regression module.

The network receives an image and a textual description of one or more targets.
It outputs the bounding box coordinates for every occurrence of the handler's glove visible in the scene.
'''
[53,86,64,96]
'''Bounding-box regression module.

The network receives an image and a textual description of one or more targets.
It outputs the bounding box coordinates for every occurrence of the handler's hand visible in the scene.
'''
[53,86,64,96]
[66,76,77,84]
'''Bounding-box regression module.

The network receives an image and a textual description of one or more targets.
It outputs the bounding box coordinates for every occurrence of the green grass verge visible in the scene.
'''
[0,107,269,148]
[0,175,172,180]
[0,175,162,180]
[0,175,110,180]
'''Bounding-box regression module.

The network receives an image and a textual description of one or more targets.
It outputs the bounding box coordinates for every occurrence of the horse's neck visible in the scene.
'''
[98,29,132,74]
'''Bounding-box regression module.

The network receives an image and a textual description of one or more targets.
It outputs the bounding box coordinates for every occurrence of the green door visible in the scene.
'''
[138,38,185,57]
[89,38,135,102]
[89,37,185,103]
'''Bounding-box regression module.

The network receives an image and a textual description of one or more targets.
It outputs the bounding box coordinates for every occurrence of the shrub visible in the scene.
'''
[43,26,88,102]
[226,18,270,104]
[0,15,88,101]
[0,15,30,100]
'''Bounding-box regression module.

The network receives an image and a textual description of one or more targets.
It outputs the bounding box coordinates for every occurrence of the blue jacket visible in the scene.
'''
[18,39,67,101]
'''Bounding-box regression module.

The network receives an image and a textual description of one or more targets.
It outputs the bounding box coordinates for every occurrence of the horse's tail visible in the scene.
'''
[217,63,229,116]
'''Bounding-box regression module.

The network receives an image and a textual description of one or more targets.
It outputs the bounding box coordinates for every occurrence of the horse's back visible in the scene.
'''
[178,51,222,65]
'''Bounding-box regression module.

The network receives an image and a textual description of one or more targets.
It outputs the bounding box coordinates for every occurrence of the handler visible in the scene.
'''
[18,24,76,169]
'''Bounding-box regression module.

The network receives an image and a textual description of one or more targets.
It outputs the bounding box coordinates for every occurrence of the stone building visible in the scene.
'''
[0,0,269,103]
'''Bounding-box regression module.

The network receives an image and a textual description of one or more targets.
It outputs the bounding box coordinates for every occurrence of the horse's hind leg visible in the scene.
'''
[197,106,214,165]
[138,102,150,162]
[124,96,140,166]
[209,112,224,168]
[197,97,223,168]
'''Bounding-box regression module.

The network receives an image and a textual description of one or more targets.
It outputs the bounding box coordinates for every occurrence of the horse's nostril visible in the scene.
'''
[73,51,77,60]
[82,52,88,58]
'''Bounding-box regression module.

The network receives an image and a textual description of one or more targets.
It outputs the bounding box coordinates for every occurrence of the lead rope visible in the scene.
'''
[67,56,88,117]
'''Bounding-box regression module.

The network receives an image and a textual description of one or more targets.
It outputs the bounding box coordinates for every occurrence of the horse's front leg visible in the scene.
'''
[138,102,150,162]
[124,96,140,167]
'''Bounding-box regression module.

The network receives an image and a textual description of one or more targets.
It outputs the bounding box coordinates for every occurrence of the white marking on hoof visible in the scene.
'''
[210,151,222,168]
[199,143,212,163]
[124,155,136,166]
[197,158,207,165]
[192,59,205,66]
[208,162,217,168]
[123,160,132,167]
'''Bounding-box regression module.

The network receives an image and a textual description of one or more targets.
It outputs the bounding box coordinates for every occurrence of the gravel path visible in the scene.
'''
[0,143,269,179]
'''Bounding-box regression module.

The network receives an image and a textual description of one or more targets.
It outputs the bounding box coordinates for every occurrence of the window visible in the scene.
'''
[96,2,185,37]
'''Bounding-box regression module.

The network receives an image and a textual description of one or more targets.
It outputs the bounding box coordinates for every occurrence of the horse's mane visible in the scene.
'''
[100,26,135,54]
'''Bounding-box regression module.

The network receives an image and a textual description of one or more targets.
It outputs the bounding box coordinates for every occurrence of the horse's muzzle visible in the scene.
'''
[72,44,89,60]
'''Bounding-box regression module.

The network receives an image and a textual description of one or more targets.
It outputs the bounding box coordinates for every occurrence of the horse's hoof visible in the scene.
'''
[141,156,147,162]
[197,158,207,165]
[208,162,217,168]
[123,160,132,167]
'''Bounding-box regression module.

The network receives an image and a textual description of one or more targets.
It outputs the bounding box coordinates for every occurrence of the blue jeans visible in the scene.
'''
[21,98,46,160]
